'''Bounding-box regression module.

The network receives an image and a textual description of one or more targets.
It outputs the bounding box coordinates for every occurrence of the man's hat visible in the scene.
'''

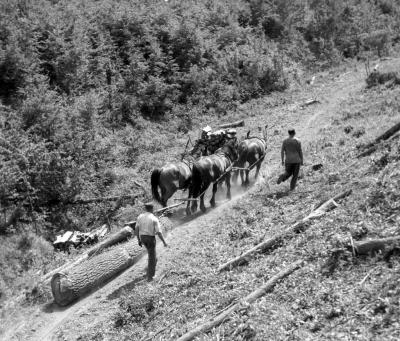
[288,128,296,135]
[144,202,154,209]
[202,125,212,133]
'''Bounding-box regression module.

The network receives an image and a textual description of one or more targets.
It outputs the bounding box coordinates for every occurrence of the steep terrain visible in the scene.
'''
[2,56,400,340]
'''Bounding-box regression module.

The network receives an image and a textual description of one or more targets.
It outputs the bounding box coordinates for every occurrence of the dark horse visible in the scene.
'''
[233,126,267,186]
[186,139,238,215]
[151,161,192,207]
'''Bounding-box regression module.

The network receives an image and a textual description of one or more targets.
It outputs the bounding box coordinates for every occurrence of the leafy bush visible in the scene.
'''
[0,47,26,104]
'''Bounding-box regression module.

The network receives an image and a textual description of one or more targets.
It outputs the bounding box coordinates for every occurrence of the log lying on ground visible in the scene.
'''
[87,226,134,257]
[357,121,400,158]
[51,241,140,306]
[300,98,320,108]
[176,260,304,341]
[218,190,351,272]
[218,120,245,129]
[351,236,400,256]
[41,226,133,285]
[357,131,400,158]
[51,217,173,306]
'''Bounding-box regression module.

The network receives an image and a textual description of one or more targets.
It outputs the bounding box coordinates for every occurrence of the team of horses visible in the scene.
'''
[151,127,267,215]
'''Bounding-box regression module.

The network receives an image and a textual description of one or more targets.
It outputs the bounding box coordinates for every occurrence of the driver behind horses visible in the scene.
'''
[277,128,304,191]
[190,126,212,157]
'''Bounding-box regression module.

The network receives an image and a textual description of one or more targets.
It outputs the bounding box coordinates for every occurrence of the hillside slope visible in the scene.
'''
[3,56,400,341]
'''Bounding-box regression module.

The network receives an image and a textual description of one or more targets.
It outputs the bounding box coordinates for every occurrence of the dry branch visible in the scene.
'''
[176,260,304,341]
[218,120,245,129]
[218,190,351,272]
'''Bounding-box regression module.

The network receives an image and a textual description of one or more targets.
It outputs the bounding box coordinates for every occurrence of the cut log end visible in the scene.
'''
[51,273,77,306]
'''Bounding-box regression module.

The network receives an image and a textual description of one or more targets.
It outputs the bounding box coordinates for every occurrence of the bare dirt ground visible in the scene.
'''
[3,58,396,341]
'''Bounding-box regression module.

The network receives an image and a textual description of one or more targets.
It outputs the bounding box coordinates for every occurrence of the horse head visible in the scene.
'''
[220,138,239,162]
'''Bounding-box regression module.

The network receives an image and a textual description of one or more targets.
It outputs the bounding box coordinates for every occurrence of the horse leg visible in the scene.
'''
[240,170,245,187]
[210,182,218,208]
[255,162,261,179]
[245,169,250,186]
[200,191,206,213]
[191,195,198,213]
[226,172,232,199]
[160,187,168,207]
[186,188,192,216]
[232,170,238,184]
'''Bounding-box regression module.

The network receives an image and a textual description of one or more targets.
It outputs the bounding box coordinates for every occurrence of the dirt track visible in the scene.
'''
[3,59,385,341]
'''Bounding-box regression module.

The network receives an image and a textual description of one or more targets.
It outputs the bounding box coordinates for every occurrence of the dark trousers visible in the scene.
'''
[278,163,301,190]
[141,235,157,280]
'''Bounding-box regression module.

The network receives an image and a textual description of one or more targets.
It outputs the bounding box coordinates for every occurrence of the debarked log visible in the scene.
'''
[50,217,173,306]
[87,226,134,257]
[358,121,400,158]
[351,236,400,256]
[218,120,245,129]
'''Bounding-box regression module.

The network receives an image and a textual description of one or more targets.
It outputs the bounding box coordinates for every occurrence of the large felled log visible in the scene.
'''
[176,261,303,341]
[51,217,173,306]
[51,241,140,306]
[42,226,129,284]
[218,190,351,272]
[218,120,245,129]
[351,236,400,255]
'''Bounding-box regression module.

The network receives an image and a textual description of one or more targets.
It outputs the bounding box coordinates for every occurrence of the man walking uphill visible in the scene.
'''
[136,202,168,281]
[277,129,304,191]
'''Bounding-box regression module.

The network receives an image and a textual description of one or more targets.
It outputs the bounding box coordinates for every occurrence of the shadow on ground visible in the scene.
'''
[107,274,147,300]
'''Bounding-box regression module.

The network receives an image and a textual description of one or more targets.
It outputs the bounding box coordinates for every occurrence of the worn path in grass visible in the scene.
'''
[3,58,397,341]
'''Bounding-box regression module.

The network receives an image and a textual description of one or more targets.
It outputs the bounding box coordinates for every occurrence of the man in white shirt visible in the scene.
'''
[136,202,168,281]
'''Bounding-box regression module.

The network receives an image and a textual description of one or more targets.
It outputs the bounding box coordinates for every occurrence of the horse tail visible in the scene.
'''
[151,168,162,204]
[190,164,204,198]
[237,141,249,166]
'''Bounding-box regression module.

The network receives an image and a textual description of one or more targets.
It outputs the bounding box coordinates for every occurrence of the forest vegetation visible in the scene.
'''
[1,0,400,317]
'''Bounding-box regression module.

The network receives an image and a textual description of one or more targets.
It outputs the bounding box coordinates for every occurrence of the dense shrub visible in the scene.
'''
[0,0,399,240]
[0,47,26,104]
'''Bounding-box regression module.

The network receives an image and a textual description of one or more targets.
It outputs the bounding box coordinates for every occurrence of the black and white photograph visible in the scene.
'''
[1,0,400,340]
